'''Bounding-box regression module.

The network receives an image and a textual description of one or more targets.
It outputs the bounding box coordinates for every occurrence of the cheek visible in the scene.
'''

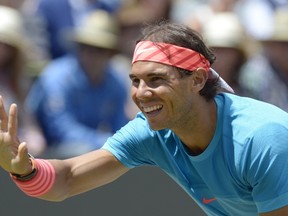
[172,89,193,110]
[130,87,138,103]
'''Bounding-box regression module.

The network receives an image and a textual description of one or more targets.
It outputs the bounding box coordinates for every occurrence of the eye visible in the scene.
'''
[131,77,140,87]
[148,76,165,87]
[150,76,162,82]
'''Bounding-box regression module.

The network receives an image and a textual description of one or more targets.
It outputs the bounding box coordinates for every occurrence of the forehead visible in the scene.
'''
[131,61,176,77]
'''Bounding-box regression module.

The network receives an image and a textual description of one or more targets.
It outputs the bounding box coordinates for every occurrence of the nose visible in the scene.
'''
[135,80,153,99]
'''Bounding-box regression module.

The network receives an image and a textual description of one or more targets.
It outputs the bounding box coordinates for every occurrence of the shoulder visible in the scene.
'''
[103,113,179,169]
[250,122,288,152]
[105,112,174,153]
[218,93,288,158]
[218,93,288,120]
[105,64,129,89]
[103,113,162,167]
[30,56,80,95]
[111,113,156,141]
[40,55,77,79]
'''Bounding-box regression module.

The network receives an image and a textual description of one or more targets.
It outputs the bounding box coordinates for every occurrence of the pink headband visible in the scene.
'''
[132,41,210,72]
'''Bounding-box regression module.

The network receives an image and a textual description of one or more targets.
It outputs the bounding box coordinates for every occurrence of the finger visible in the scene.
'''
[17,142,32,174]
[8,104,18,137]
[18,142,29,161]
[10,142,29,175]
[0,95,8,131]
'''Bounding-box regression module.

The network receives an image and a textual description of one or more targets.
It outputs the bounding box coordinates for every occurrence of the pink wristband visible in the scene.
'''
[12,159,56,197]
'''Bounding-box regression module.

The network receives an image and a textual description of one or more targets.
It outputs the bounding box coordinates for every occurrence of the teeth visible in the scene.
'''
[143,105,162,113]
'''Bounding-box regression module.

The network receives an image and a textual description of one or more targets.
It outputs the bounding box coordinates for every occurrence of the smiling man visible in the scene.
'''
[1,21,288,216]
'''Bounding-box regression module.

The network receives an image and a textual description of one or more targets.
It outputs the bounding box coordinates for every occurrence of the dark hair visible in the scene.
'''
[137,20,219,100]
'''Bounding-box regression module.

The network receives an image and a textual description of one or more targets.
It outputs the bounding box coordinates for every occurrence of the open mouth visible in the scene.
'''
[142,105,163,114]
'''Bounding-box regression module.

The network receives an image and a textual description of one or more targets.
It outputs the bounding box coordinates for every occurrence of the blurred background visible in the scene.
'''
[0,0,287,215]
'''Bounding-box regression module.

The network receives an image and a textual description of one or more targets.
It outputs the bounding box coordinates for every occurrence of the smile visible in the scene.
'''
[142,105,163,113]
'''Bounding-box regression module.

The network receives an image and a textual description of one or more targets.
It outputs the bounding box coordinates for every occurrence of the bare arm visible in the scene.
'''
[259,206,288,216]
[0,96,129,201]
[42,149,129,201]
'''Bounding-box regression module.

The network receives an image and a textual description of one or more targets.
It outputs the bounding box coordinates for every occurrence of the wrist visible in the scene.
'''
[11,159,56,197]
[10,154,37,181]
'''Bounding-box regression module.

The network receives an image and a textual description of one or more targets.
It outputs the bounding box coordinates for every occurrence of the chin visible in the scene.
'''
[147,122,166,131]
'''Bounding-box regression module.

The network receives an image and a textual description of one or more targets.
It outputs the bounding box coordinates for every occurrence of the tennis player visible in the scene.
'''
[0,21,288,215]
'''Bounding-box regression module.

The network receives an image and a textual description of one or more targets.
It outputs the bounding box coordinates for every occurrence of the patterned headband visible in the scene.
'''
[132,41,210,72]
[132,40,234,93]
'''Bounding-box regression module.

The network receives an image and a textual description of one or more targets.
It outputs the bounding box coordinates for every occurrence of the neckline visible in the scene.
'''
[179,95,224,161]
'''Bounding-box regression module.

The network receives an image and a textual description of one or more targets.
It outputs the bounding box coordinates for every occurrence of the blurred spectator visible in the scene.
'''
[171,0,241,33]
[170,0,205,24]
[202,12,249,95]
[35,0,122,59]
[26,10,129,158]
[20,0,51,76]
[239,8,288,111]
[239,0,288,40]
[171,0,287,43]
[0,0,25,9]
[0,5,46,156]
[0,0,50,78]
[117,0,172,58]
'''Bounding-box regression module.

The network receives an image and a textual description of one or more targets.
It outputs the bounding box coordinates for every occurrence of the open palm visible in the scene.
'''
[0,96,31,175]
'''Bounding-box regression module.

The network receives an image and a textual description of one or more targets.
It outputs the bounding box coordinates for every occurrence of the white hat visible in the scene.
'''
[202,12,245,49]
[263,8,288,42]
[70,10,119,50]
[0,6,24,50]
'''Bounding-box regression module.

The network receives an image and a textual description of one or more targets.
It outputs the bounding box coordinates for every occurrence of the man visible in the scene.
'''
[35,0,122,59]
[202,12,248,95]
[0,21,288,215]
[25,10,129,157]
[239,8,288,111]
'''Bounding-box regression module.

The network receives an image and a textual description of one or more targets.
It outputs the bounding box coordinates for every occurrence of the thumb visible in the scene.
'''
[10,142,32,174]
[18,142,30,162]
[17,142,31,172]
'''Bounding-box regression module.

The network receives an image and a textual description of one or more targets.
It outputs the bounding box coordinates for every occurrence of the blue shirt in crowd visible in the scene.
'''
[27,55,129,155]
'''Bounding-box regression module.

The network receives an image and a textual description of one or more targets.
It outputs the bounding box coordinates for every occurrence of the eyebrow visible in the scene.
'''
[129,71,169,80]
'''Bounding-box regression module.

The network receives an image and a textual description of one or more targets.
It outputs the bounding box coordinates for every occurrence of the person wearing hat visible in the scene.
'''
[239,8,288,111]
[202,12,249,95]
[0,5,46,157]
[35,0,122,59]
[25,10,129,158]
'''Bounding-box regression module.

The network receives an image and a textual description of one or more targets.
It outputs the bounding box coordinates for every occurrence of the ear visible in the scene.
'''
[190,67,208,92]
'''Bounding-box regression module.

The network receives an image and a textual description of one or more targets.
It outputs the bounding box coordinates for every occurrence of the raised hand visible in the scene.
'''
[0,96,32,175]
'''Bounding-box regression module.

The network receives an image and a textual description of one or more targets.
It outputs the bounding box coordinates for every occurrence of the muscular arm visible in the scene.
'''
[41,149,129,201]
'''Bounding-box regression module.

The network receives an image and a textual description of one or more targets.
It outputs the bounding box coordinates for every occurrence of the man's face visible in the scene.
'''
[77,43,113,83]
[130,61,195,131]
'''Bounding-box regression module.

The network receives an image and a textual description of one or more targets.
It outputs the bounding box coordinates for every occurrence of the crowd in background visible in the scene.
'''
[0,0,287,158]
